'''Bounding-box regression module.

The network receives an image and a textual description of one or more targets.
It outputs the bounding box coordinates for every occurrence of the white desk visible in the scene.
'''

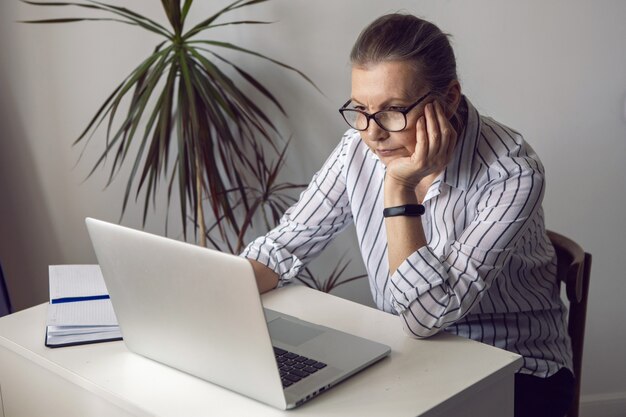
[0,286,521,417]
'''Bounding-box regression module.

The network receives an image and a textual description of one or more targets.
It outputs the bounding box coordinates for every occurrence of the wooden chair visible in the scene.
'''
[546,230,592,417]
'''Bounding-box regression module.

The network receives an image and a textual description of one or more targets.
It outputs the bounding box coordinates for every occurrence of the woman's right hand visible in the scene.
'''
[248,259,279,293]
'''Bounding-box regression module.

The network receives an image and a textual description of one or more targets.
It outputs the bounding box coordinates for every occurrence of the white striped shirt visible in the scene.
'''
[243,98,573,377]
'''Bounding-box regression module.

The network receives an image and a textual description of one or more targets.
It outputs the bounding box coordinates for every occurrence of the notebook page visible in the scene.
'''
[49,265,108,301]
[46,298,119,326]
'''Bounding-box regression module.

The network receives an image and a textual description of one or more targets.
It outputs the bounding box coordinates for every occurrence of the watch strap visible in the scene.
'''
[383,204,425,218]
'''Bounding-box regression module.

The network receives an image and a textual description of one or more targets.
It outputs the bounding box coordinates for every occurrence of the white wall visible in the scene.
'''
[1,0,625,413]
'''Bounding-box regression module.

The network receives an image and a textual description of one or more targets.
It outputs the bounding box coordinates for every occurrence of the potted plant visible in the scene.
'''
[23,0,364,293]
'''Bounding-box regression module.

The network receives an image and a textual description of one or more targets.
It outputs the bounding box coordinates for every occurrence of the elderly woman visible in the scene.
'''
[243,13,574,417]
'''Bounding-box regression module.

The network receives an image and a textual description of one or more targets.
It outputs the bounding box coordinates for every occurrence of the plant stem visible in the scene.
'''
[196,154,207,247]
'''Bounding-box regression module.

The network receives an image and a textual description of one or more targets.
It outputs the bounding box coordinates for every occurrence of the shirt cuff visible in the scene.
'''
[389,246,447,314]
[240,236,304,287]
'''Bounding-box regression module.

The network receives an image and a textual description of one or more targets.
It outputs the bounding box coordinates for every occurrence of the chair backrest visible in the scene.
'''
[546,230,592,417]
[0,261,12,317]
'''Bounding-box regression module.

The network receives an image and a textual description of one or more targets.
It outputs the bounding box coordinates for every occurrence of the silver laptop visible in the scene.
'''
[85,218,390,410]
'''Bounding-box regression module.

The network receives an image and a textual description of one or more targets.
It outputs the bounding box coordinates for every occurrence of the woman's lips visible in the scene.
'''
[376,148,401,157]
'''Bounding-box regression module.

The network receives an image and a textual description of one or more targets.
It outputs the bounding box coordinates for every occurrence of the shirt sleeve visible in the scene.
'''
[388,152,546,338]
[241,134,354,285]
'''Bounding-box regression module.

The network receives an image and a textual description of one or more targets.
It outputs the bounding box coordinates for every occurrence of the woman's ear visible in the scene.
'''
[444,80,462,118]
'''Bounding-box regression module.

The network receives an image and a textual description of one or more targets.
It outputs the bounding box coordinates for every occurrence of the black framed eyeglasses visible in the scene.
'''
[338,92,430,132]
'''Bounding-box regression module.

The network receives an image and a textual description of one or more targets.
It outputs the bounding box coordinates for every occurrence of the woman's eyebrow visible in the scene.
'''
[350,97,412,107]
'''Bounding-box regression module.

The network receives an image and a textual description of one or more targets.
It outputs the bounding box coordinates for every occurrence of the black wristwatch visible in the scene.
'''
[383,204,425,218]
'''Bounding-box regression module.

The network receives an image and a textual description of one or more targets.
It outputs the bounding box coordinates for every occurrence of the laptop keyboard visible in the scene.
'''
[273,347,327,388]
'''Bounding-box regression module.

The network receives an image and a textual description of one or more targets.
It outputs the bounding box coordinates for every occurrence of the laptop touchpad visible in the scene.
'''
[268,317,323,347]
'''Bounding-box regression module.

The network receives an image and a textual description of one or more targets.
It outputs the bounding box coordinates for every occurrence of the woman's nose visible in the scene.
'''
[366,119,389,142]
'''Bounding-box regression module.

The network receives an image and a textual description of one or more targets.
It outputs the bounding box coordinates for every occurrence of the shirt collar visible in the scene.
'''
[440,96,481,191]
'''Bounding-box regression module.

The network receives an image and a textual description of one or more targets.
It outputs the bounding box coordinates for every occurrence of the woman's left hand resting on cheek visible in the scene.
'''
[385,100,458,196]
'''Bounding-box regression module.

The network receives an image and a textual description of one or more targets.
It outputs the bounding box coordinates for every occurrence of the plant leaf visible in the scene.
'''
[205,20,273,30]
[181,0,193,27]
[190,46,281,143]
[88,0,173,37]
[160,0,181,34]
[21,0,174,38]
[190,40,322,94]
[19,17,133,24]
[210,51,285,116]
[229,0,271,12]
[181,0,246,40]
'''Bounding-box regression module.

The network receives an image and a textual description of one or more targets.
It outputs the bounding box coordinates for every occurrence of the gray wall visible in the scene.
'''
[1,1,625,415]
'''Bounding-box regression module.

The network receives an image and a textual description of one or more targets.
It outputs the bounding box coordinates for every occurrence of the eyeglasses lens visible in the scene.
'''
[376,112,405,131]
[342,111,367,130]
[343,110,406,132]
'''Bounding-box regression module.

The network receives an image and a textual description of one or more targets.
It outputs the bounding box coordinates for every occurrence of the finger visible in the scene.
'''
[434,101,457,162]
[433,101,449,159]
[413,115,428,166]
[433,101,452,156]
[424,102,441,158]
